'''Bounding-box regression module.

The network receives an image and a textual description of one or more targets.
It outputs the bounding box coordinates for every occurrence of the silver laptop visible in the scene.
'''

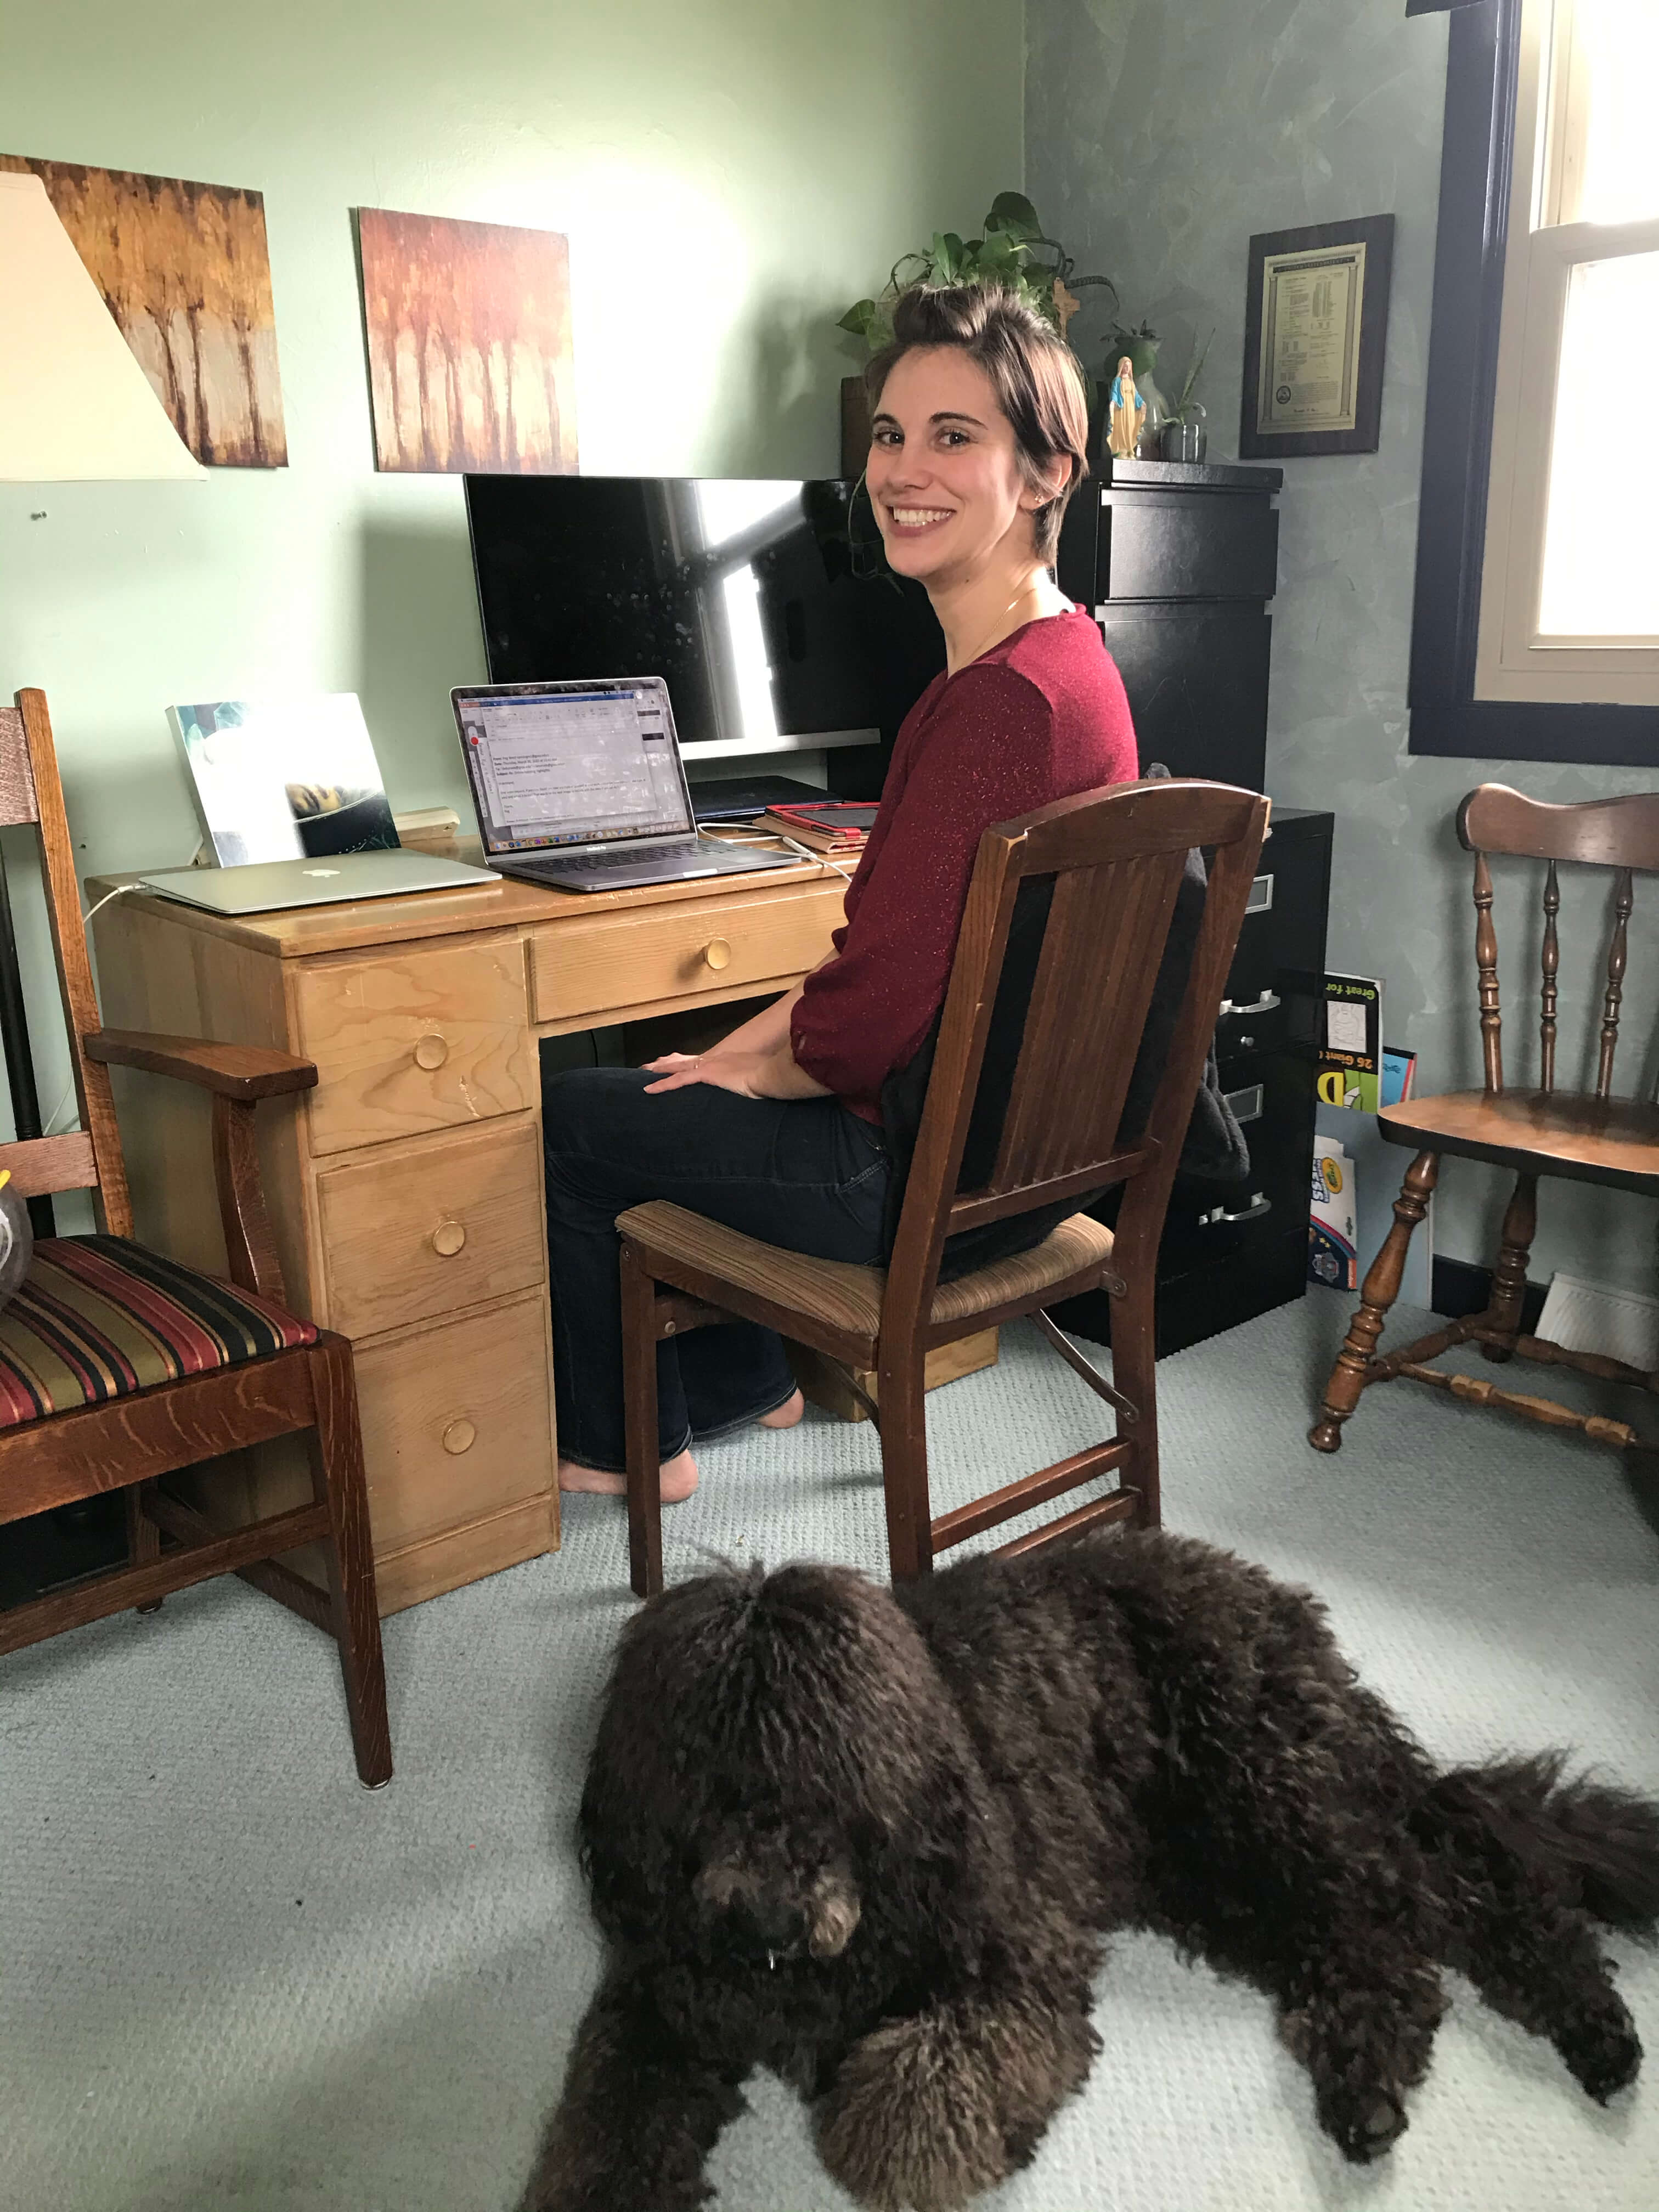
[137,848,501,914]
[450,677,806,891]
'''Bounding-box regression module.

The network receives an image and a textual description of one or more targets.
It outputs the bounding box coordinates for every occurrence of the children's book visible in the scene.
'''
[1315,974,1383,1113]
[1380,1045,1418,1109]
[1309,1133,1358,1290]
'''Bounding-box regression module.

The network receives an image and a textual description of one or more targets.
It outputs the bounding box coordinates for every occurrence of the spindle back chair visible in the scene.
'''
[1310,783,1659,1460]
[0,689,390,1785]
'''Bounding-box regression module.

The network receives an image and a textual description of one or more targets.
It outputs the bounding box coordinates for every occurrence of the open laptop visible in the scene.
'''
[450,678,808,891]
[136,847,500,914]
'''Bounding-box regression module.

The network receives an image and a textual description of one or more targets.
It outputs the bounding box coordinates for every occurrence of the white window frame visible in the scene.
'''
[1475,0,1659,707]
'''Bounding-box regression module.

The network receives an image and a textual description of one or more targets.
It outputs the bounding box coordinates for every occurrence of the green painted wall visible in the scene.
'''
[1029,0,1659,1290]
[0,0,1023,1151]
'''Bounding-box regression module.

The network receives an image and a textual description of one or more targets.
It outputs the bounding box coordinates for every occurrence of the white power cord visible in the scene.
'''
[42,882,143,1136]
[701,821,864,884]
[774,833,861,883]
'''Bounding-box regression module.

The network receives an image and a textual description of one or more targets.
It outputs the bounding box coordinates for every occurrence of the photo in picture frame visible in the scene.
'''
[1239,213,1394,459]
[167,694,399,866]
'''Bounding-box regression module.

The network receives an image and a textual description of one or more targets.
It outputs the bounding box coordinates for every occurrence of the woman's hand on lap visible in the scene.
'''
[644,1050,772,1098]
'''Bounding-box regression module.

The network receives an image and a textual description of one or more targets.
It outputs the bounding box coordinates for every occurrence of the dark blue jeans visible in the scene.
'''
[543,1064,890,1471]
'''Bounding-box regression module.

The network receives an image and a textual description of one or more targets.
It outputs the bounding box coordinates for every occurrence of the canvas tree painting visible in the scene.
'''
[355,208,578,474]
[1,155,287,467]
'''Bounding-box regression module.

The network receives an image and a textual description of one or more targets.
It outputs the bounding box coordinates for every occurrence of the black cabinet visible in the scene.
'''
[1057,456,1284,792]
[1053,459,1332,1355]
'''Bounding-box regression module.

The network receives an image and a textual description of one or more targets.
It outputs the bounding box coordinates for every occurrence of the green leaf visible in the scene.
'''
[986,189,1041,239]
[940,232,966,280]
[837,300,879,338]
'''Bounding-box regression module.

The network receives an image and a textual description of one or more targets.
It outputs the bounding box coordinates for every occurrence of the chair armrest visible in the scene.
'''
[83,1029,318,1099]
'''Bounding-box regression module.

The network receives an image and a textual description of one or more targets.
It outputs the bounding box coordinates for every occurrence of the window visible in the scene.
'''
[1407,0,1659,764]
[1476,0,1659,703]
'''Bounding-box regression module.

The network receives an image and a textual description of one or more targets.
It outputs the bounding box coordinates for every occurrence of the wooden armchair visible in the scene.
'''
[1311,783,1659,1460]
[617,777,1270,1593]
[0,690,390,1786]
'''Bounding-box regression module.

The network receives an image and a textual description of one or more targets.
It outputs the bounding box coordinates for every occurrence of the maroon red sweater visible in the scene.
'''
[791,608,1139,1121]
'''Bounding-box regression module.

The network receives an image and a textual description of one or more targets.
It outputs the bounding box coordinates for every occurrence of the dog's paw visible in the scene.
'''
[1317,2084,1410,2165]
[1559,2000,1642,2104]
[817,2012,1012,2212]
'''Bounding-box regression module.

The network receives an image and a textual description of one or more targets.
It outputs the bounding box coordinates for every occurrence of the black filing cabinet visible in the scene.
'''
[1053,459,1333,1354]
[1057,456,1284,789]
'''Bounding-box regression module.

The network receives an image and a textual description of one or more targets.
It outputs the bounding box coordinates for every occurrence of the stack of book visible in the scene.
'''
[757,800,877,851]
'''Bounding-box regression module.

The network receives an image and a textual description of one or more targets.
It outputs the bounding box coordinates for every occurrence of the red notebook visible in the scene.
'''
[756,805,876,845]
[758,801,878,848]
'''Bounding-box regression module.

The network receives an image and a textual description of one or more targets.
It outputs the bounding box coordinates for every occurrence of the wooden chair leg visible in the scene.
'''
[1310,1148,1439,1453]
[1108,1268,1160,1528]
[126,1479,165,1615]
[876,1338,932,1582]
[308,1338,392,1789]
[1481,1171,1538,1363]
[620,1238,664,1601]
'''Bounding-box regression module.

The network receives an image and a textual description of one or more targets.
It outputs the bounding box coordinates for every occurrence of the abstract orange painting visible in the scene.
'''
[1,155,287,467]
[354,208,579,475]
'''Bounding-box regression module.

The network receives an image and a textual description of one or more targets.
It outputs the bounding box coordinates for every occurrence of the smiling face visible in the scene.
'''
[865,346,1059,591]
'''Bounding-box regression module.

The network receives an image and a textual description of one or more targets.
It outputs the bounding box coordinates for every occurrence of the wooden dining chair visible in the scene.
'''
[617,777,1271,1593]
[0,690,390,1786]
[1311,783,1659,1460]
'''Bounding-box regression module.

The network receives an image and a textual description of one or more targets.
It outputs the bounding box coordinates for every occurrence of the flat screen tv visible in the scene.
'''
[462,476,945,794]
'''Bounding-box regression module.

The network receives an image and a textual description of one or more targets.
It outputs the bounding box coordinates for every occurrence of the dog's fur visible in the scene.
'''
[521,1530,1659,2210]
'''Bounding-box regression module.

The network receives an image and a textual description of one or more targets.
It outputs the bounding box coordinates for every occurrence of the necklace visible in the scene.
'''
[951,580,1054,674]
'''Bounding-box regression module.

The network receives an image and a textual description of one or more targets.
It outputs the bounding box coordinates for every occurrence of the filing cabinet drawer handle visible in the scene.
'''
[442,1417,477,1455]
[1218,990,1280,1018]
[703,938,733,971]
[414,1032,450,1070]
[431,1219,467,1259]
[1199,1193,1272,1227]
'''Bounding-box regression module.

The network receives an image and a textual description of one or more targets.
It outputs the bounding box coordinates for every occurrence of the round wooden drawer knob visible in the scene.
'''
[414,1033,449,1070]
[431,1220,467,1258]
[442,1417,476,1455]
[703,938,732,971]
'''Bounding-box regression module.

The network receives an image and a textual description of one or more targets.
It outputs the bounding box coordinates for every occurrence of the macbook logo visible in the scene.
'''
[302,867,341,878]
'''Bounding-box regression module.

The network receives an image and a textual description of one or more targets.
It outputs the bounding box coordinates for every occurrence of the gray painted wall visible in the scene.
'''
[1028,0,1659,1290]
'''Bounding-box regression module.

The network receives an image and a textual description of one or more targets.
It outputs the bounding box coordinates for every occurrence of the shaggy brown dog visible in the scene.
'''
[520,1530,1659,2210]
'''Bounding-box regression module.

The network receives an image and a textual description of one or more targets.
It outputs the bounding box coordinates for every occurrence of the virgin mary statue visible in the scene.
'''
[1107,356,1146,460]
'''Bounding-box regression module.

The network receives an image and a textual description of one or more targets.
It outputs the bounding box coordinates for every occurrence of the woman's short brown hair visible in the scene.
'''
[864,284,1091,565]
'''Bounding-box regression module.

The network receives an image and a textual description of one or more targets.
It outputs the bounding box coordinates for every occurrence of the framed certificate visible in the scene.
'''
[1240,214,1394,459]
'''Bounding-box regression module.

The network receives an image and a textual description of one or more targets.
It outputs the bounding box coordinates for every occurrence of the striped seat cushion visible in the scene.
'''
[0,1235,317,1430]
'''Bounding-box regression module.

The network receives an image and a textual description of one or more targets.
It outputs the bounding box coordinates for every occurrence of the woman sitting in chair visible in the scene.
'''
[546,282,1138,1502]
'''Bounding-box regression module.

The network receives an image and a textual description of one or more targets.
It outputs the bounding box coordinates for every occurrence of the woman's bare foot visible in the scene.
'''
[558,1447,699,1502]
[758,1388,805,1430]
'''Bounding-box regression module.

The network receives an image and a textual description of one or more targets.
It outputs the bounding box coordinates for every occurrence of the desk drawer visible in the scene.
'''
[353,1294,552,1554]
[317,1118,546,1339]
[296,939,532,1156]
[532,881,845,1026]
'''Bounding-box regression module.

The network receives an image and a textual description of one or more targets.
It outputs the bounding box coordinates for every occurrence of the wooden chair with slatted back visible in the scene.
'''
[616,777,1271,1593]
[0,689,390,1785]
[1310,783,1659,1460]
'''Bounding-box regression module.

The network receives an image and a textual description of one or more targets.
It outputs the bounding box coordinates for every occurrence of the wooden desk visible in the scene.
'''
[89,853,845,1613]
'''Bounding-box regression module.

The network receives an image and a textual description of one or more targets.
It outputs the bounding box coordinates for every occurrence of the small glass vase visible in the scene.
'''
[1133,369,1167,459]
[1159,408,1209,463]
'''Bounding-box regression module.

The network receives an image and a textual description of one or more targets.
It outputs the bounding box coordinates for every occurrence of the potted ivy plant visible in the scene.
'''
[836,193,1115,472]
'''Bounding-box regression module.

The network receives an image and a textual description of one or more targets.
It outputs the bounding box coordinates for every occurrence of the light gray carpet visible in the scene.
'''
[3,1289,1657,2212]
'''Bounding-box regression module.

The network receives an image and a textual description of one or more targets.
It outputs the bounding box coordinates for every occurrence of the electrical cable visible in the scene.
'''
[42,883,142,1136]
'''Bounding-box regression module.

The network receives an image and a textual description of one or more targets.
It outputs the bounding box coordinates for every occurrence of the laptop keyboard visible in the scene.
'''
[535,841,701,876]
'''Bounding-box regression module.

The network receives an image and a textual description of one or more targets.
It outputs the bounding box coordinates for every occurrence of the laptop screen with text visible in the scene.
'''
[456,684,693,853]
